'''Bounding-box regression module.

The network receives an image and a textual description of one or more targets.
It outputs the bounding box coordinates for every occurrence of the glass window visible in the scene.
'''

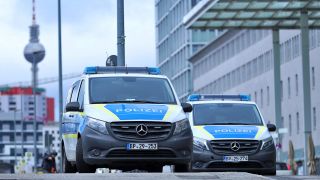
[296,112,300,134]
[289,114,292,136]
[70,81,81,103]
[280,44,285,64]
[192,103,263,126]
[312,67,315,89]
[313,107,317,130]
[267,86,270,106]
[254,91,258,104]
[295,74,299,96]
[260,89,263,108]
[288,77,291,99]
[280,80,283,100]
[89,77,176,104]
[77,80,85,108]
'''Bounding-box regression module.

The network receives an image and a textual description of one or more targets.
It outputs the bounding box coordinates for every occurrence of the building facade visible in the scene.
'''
[0,112,43,166]
[155,0,217,101]
[0,87,55,167]
[0,87,54,122]
[189,29,320,162]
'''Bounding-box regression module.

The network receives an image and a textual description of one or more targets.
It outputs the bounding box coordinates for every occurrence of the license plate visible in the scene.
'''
[126,143,158,150]
[223,156,248,162]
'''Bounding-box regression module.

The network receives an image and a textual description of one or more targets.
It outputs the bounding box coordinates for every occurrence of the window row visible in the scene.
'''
[196,49,274,94]
[288,107,317,136]
[157,0,188,42]
[252,86,270,109]
[280,67,316,100]
[160,47,189,77]
[194,30,271,79]
[171,71,190,98]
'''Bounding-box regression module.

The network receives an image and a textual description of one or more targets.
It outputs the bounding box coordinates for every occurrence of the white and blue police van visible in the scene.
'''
[187,94,276,175]
[61,66,193,173]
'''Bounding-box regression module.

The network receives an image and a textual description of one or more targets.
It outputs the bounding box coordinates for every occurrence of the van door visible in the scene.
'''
[62,80,82,161]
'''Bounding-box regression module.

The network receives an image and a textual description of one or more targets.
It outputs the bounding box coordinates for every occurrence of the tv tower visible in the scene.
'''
[23,0,45,170]
[23,0,45,87]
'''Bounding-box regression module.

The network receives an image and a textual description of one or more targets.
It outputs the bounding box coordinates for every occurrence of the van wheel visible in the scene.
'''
[174,163,191,172]
[62,145,77,173]
[76,138,96,173]
[263,168,276,176]
[145,165,163,172]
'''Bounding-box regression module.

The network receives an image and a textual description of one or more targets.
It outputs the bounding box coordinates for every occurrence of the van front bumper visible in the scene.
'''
[192,143,276,174]
[81,125,193,169]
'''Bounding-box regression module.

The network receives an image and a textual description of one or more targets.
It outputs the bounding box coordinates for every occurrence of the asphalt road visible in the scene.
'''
[0,173,319,180]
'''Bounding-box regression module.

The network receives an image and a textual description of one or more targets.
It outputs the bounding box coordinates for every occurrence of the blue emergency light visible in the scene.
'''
[188,94,251,101]
[83,66,161,75]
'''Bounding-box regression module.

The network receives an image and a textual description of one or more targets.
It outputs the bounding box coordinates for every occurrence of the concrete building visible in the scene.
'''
[0,87,54,167]
[155,0,218,101]
[0,112,43,166]
[188,29,320,163]
[0,87,54,122]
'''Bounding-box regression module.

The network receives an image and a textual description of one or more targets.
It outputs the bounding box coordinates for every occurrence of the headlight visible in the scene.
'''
[261,136,274,150]
[173,119,190,135]
[193,136,210,151]
[87,117,108,134]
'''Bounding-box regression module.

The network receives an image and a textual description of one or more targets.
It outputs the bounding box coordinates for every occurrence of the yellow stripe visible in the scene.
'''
[63,134,77,139]
[162,105,177,121]
[255,126,266,139]
[93,104,120,121]
[195,126,214,139]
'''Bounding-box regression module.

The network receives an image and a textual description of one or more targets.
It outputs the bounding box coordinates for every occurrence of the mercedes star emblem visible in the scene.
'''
[230,141,241,152]
[136,124,148,136]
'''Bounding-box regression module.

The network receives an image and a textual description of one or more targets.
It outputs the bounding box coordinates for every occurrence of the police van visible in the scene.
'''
[187,94,276,175]
[61,66,193,173]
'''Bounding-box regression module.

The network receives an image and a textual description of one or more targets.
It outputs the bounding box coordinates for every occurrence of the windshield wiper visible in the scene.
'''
[92,100,161,104]
[200,122,256,125]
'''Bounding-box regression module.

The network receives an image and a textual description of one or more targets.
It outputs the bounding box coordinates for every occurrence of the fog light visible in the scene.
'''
[194,162,204,168]
[91,149,101,156]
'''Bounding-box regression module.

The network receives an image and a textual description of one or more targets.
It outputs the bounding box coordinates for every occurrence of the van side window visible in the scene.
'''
[77,80,85,108]
[66,87,73,104]
[70,81,81,103]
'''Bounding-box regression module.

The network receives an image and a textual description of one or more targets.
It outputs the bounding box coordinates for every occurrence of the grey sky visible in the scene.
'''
[0,0,156,118]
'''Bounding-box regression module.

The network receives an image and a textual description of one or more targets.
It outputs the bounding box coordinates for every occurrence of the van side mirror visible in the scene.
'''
[66,102,81,112]
[267,123,276,132]
[181,103,193,113]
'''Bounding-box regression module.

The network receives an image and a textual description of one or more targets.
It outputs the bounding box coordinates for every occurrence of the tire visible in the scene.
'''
[76,138,96,173]
[174,163,191,172]
[263,168,276,176]
[145,165,163,173]
[62,145,77,173]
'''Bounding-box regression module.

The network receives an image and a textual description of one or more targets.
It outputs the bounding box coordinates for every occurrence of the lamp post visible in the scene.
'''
[58,0,63,172]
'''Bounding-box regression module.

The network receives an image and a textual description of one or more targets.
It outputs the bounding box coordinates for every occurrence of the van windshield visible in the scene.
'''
[89,77,177,104]
[193,103,263,126]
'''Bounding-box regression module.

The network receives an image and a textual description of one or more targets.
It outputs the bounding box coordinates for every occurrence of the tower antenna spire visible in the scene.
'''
[32,0,36,24]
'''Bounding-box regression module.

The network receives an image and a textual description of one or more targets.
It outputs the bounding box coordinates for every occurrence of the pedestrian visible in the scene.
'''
[41,152,56,173]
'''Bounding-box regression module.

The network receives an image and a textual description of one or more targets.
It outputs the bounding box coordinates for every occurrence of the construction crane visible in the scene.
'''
[0,72,82,87]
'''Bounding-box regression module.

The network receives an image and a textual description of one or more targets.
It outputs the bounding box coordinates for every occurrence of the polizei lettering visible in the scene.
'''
[214,129,253,133]
[116,108,164,113]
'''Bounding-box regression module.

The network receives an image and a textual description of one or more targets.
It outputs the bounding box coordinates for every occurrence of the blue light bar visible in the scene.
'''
[84,66,98,74]
[83,66,161,75]
[188,94,201,101]
[147,67,161,75]
[188,94,251,101]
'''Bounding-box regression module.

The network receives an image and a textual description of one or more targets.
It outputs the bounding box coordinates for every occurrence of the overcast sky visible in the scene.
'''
[0,0,156,118]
